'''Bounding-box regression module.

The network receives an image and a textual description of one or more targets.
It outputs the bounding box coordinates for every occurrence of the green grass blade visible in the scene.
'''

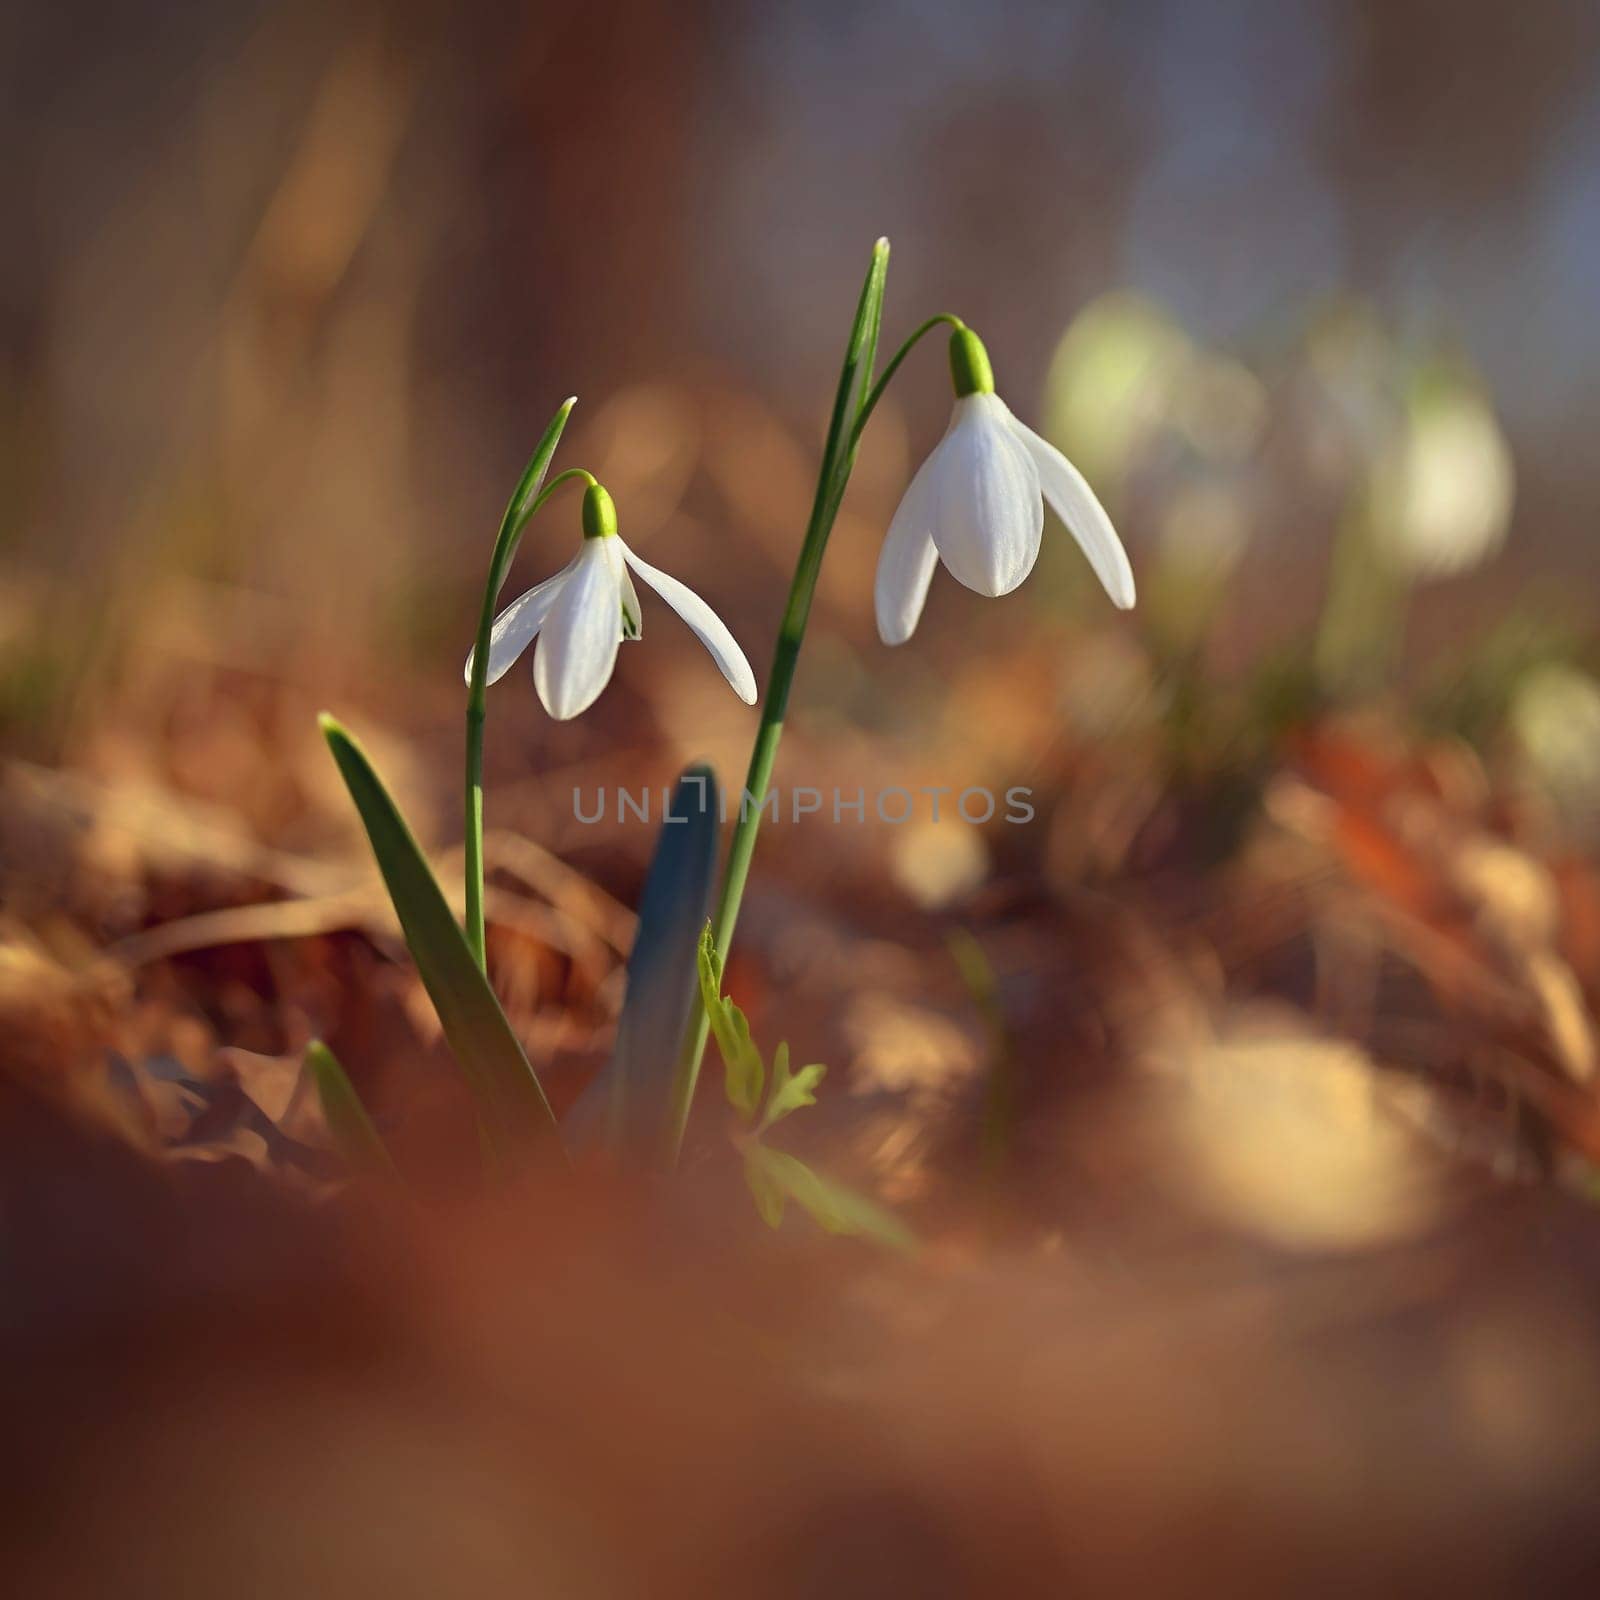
[305,1039,397,1177]
[466,395,578,967]
[666,240,890,1163]
[823,238,889,505]
[566,765,721,1155]
[320,713,561,1162]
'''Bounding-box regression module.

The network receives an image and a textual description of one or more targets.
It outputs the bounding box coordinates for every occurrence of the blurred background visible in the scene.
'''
[4,0,1598,708]
[5,0,1599,1120]
[6,3,1600,1588]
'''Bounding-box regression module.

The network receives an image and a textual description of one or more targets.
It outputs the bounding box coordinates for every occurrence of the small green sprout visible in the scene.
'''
[696,925,916,1255]
[305,1039,396,1179]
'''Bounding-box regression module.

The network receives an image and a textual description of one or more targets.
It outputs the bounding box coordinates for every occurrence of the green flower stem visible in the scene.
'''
[665,244,964,1162]
[464,400,591,970]
[849,313,965,453]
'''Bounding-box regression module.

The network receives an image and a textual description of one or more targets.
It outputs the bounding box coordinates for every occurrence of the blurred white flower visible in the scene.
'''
[1512,664,1600,833]
[467,484,757,720]
[1376,370,1515,580]
[1041,291,1191,487]
[875,328,1135,646]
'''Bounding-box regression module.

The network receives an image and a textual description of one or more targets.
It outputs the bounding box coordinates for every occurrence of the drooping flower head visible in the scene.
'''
[468,484,758,720]
[875,326,1136,644]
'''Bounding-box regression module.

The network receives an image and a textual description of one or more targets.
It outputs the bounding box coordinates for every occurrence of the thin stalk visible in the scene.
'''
[463,399,590,969]
[849,313,964,456]
[662,242,890,1157]
[665,244,963,1162]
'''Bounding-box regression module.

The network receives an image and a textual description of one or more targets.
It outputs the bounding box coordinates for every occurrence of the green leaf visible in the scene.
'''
[844,238,890,421]
[823,238,890,505]
[567,766,720,1153]
[695,921,723,1000]
[758,1043,826,1133]
[744,1144,917,1256]
[742,1148,787,1229]
[496,399,579,584]
[465,396,577,969]
[320,714,561,1163]
[696,923,764,1120]
[721,1006,764,1120]
[304,1040,396,1177]
[663,243,890,1169]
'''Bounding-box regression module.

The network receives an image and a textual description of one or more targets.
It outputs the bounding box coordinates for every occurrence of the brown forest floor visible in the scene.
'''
[4,600,1600,1594]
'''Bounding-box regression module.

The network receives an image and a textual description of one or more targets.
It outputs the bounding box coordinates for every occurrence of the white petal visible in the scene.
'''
[532,540,623,719]
[1004,405,1136,610]
[929,394,1043,597]
[464,557,577,686]
[874,449,942,645]
[619,542,758,704]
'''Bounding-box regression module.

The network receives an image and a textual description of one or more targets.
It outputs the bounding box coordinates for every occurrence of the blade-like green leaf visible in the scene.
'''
[823,238,889,506]
[490,398,579,606]
[849,239,890,419]
[566,765,721,1154]
[665,240,891,1166]
[745,1143,918,1255]
[320,714,560,1161]
[305,1039,397,1177]
[465,396,578,968]
[837,239,890,437]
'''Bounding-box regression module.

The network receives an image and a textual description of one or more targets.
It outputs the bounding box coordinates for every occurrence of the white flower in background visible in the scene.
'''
[1376,365,1514,580]
[875,327,1135,646]
[1512,664,1600,835]
[1041,290,1191,488]
[466,484,758,720]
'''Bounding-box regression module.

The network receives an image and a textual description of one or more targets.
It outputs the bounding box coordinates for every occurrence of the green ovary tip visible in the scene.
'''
[948,326,994,397]
[582,482,618,539]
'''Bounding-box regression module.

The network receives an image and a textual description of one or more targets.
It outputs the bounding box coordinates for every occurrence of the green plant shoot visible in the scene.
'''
[695,924,915,1254]
[321,713,561,1166]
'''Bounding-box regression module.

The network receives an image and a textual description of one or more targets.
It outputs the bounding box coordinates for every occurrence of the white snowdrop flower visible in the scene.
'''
[875,327,1136,646]
[1512,664,1600,835]
[466,483,758,720]
[1375,372,1514,581]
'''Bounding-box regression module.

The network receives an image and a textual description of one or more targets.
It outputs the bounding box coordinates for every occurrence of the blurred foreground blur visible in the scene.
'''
[5,0,1600,1592]
[6,1088,1600,1595]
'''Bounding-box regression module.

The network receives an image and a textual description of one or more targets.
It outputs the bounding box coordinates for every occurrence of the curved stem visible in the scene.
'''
[528,467,598,516]
[848,313,964,456]
[667,242,950,1162]
[463,400,587,970]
